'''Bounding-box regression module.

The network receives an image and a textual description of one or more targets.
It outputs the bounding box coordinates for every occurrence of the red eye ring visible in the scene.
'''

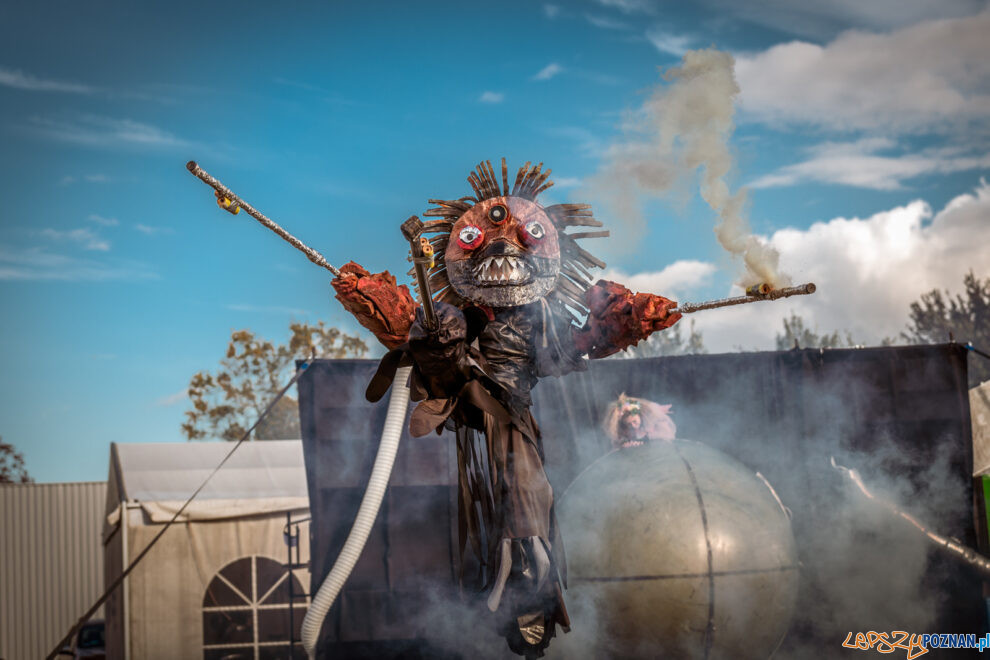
[457,224,484,250]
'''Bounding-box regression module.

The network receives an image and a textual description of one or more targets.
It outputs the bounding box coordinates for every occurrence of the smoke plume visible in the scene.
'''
[587,48,790,288]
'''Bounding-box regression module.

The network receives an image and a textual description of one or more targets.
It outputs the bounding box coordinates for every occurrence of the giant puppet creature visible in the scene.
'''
[329,159,680,656]
[186,158,816,658]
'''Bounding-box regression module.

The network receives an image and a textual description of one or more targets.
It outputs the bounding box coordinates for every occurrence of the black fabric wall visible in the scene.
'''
[297,344,979,658]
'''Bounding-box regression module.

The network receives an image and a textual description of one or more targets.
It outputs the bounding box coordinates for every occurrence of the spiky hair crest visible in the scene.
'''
[409,158,609,326]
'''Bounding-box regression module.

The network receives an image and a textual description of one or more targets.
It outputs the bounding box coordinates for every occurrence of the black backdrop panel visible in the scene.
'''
[297,345,979,659]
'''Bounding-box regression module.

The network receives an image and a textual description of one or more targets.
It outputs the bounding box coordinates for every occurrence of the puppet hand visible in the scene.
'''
[631,291,681,333]
[331,261,416,349]
[407,302,468,347]
[406,302,472,397]
[574,280,681,358]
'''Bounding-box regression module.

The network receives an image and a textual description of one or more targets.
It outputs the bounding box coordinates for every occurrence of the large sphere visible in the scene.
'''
[553,440,798,659]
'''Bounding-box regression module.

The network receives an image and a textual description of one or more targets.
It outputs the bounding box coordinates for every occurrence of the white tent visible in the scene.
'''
[103,440,311,659]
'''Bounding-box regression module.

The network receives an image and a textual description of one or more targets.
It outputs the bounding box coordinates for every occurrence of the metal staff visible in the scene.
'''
[676,282,816,315]
[400,215,439,332]
[186,160,340,277]
[831,457,990,580]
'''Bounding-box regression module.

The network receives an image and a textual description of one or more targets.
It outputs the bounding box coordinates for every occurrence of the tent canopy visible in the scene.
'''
[107,440,308,523]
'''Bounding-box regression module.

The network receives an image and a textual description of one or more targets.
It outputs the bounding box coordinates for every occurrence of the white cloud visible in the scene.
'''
[27,114,192,149]
[87,214,119,226]
[585,14,630,30]
[544,4,561,19]
[701,0,985,40]
[533,63,563,81]
[574,70,625,86]
[749,138,990,190]
[479,91,504,104]
[734,10,990,134]
[61,174,112,186]
[135,224,172,235]
[646,29,692,56]
[553,176,582,189]
[603,260,717,300]
[662,180,990,352]
[0,245,157,281]
[545,125,605,158]
[273,77,328,94]
[0,66,94,94]
[155,389,188,407]
[594,0,657,13]
[41,227,110,251]
[226,303,313,316]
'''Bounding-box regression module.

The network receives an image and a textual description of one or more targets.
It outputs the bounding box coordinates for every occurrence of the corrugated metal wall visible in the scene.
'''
[1,481,107,660]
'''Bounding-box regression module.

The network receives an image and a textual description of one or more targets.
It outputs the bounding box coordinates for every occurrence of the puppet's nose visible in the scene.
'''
[484,237,525,255]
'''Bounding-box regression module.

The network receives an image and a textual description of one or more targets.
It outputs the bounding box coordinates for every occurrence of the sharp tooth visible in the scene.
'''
[495,257,504,268]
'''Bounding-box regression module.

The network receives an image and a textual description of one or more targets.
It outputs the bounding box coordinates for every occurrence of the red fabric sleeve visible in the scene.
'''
[572,279,681,359]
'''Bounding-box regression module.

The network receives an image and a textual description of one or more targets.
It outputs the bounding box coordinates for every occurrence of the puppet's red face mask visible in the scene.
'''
[445,196,561,307]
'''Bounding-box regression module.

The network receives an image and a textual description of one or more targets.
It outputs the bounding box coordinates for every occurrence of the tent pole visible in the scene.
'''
[287,510,294,654]
[122,501,130,660]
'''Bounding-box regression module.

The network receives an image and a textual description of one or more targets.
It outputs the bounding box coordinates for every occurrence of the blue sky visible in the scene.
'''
[2,0,988,482]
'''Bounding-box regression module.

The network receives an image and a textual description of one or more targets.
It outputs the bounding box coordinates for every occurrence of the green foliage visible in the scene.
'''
[623,319,707,358]
[0,435,32,483]
[775,312,858,350]
[902,271,990,387]
[183,322,369,441]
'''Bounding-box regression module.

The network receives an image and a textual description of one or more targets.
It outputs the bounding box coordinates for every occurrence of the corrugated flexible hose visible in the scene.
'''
[301,365,412,658]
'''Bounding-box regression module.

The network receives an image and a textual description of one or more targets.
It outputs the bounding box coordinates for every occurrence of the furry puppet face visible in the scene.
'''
[445,196,561,307]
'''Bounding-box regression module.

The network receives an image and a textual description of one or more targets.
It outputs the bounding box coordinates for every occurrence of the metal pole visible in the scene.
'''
[832,457,990,580]
[677,282,816,315]
[186,161,341,277]
[400,215,439,332]
[287,510,294,654]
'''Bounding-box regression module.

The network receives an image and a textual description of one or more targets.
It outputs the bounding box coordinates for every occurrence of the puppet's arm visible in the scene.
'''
[330,261,417,349]
[572,279,681,359]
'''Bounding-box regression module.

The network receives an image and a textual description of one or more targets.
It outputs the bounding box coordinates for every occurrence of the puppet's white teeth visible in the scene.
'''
[473,256,531,283]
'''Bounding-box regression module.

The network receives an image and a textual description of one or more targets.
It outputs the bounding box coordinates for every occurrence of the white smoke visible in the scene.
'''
[586,48,790,288]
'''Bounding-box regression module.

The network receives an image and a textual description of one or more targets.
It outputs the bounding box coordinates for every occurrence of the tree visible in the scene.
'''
[1,436,33,483]
[623,319,707,358]
[902,271,990,387]
[775,312,857,350]
[183,322,369,441]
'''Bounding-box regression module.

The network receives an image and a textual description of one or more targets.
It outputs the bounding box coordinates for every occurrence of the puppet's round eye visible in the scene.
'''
[524,221,545,240]
[457,225,484,249]
[488,204,508,224]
